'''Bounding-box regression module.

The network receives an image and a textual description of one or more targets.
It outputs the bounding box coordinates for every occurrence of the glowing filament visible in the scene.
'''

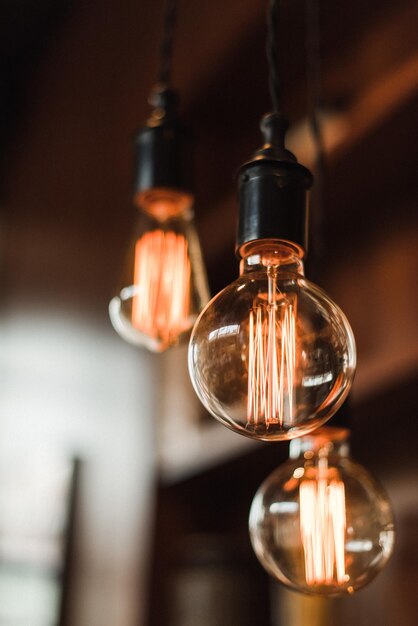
[132,230,191,345]
[247,273,296,428]
[299,463,346,586]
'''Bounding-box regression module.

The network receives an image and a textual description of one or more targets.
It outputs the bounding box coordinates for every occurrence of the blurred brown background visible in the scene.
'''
[0,1,417,625]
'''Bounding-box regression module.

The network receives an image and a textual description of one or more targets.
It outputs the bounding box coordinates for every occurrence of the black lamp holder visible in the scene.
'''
[134,85,193,198]
[236,0,313,254]
[133,0,194,200]
[237,112,313,252]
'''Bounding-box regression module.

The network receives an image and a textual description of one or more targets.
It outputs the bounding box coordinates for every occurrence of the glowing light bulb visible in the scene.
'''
[110,190,209,352]
[299,459,347,586]
[188,240,356,440]
[109,83,210,353]
[249,428,395,595]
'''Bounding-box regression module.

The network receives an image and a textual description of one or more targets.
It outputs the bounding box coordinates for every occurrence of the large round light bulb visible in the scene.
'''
[249,427,395,595]
[109,190,210,352]
[188,240,356,440]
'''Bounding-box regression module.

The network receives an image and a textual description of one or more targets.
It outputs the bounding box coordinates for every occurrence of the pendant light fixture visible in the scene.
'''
[247,1,394,597]
[109,0,209,353]
[249,427,395,595]
[188,0,356,440]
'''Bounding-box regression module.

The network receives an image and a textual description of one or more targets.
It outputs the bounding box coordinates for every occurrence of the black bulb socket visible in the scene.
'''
[236,112,313,254]
[134,85,194,202]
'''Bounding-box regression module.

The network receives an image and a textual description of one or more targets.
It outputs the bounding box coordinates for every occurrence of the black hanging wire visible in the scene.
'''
[138,0,192,195]
[157,0,178,87]
[305,0,351,429]
[305,0,324,165]
[148,0,179,116]
[305,0,325,270]
[266,0,282,114]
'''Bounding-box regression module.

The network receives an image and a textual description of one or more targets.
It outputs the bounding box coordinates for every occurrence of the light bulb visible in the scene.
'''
[249,427,395,595]
[109,189,209,352]
[188,240,356,440]
[109,85,210,352]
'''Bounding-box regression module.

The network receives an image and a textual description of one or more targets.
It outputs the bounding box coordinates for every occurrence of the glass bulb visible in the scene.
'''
[249,427,395,596]
[188,240,356,440]
[109,190,210,352]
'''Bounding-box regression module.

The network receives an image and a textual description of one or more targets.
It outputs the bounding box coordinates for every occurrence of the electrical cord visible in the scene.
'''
[266,0,282,115]
[305,0,324,170]
[305,0,325,272]
[157,0,178,86]
[304,0,352,429]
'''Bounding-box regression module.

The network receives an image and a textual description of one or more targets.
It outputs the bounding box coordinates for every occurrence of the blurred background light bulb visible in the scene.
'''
[249,427,395,595]
[188,240,356,440]
[109,188,209,353]
[109,84,210,353]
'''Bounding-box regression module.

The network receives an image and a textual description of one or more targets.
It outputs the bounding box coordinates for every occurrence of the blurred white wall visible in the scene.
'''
[0,306,158,626]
